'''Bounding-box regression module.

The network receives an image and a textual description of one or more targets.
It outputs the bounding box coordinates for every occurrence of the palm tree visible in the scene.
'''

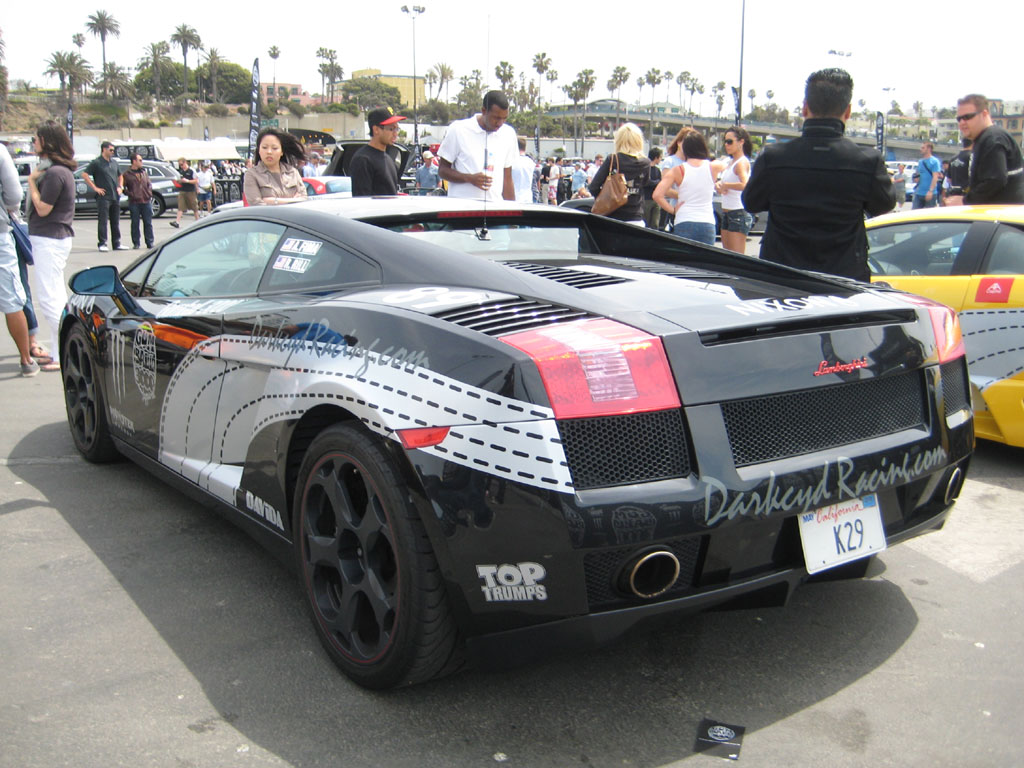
[170,24,201,101]
[688,78,704,118]
[432,62,454,103]
[575,69,596,156]
[205,48,223,102]
[268,45,280,103]
[66,53,94,102]
[85,10,120,99]
[636,75,645,112]
[663,70,673,103]
[138,41,170,102]
[424,70,437,100]
[72,33,86,52]
[45,51,76,100]
[644,68,661,142]
[609,66,629,129]
[98,61,133,101]
[676,72,689,110]
[495,61,514,96]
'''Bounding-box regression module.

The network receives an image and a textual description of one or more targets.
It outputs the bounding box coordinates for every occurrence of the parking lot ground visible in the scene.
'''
[1,221,1022,768]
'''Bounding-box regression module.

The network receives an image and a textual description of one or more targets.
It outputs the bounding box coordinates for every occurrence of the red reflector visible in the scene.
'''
[436,210,523,218]
[500,318,681,419]
[397,426,450,449]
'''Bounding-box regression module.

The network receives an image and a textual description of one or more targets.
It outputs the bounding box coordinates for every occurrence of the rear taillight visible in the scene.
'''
[499,318,680,419]
[902,295,965,363]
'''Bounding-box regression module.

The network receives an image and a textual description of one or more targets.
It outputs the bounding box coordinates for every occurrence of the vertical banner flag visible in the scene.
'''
[732,87,741,124]
[66,102,74,140]
[875,112,885,155]
[248,58,261,160]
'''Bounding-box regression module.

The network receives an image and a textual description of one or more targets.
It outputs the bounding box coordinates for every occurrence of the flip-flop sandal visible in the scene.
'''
[30,344,50,360]
[40,361,61,372]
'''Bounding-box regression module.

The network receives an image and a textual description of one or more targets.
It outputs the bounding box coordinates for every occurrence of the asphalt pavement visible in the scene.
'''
[1,215,1022,768]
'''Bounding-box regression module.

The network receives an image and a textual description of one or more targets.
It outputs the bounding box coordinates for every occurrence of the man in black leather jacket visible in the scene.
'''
[743,68,895,282]
[956,94,1024,205]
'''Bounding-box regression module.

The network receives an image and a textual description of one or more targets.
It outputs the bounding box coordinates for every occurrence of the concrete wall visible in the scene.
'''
[75,113,366,143]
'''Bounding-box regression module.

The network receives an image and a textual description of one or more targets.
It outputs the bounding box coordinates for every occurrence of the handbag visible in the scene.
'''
[10,217,32,265]
[591,154,629,216]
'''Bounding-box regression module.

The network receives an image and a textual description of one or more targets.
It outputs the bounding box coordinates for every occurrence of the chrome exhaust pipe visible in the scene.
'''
[944,467,964,505]
[619,548,681,599]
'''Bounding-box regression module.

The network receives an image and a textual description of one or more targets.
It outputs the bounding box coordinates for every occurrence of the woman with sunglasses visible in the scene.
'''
[715,127,754,254]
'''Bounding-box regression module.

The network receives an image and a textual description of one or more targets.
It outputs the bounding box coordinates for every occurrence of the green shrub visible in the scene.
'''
[205,103,230,118]
[136,119,156,128]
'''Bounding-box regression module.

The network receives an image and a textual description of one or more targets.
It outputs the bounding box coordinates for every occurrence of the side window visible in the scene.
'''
[142,220,286,297]
[867,221,971,276]
[121,254,156,295]
[985,225,1024,275]
[261,230,380,293]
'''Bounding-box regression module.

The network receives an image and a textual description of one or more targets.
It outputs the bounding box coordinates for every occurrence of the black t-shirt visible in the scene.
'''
[947,149,971,190]
[179,167,196,192]
[588,153,651,221]
[350,145,400,196]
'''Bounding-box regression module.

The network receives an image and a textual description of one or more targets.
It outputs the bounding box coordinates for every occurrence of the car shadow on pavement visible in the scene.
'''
[8,424,919,768]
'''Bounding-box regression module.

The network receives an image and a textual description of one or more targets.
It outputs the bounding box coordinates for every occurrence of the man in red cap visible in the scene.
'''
[350,106,406,196]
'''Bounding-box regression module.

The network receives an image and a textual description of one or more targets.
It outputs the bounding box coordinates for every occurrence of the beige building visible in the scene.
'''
[351,69,425,110]
[990,100,1024,146]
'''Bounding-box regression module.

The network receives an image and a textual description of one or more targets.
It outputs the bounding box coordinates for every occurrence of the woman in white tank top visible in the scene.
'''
[652,130,726,245]
[715,126,753,254]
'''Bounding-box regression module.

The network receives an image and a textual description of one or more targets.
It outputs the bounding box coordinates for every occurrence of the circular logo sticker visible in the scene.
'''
[133,323,157,403]
[707,725,736,742]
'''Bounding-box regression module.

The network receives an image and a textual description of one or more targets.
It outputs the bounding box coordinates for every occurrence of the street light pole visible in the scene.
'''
[401,5,425,154]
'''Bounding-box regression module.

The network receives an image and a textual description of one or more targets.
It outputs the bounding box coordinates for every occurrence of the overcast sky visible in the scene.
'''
[4,0,1019,118]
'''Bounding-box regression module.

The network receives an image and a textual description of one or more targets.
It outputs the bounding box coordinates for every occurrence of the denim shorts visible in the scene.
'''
[198,190,212,202]
[0,232,27,314]
[674,221,716,245]
[722,208,754,234]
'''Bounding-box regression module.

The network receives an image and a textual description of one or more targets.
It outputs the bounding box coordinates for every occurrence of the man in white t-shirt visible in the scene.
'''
[511,136,536,204]
[438,91,517,201]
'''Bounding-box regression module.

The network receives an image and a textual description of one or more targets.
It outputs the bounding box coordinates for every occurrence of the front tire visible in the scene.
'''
[62,324,119,463]
[293,423,461,688]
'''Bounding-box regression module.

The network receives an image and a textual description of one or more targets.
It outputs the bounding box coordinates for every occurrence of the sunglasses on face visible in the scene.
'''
[956,112,978,122]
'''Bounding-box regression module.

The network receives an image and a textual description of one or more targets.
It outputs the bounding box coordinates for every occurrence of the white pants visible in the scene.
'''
[29,235,72,363]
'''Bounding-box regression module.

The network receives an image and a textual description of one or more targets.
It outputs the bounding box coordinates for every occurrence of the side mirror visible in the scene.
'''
[70,265,120,295]
[69,265,146,317]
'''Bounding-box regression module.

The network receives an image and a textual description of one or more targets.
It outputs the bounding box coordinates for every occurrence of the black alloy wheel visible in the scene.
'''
[293,423,461,688]
[62,325,119,462]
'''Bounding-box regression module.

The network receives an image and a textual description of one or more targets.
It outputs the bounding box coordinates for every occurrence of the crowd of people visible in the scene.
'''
[3,76,1022,376]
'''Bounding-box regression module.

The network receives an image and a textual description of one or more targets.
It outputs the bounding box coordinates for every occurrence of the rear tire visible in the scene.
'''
[152,195,166,218]
[293,422,461,688]
[62,324,119,463]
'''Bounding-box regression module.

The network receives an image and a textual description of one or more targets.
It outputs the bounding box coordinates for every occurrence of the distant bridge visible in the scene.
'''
[544,103,959,160]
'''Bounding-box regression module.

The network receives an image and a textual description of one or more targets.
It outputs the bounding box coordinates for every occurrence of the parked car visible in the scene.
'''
[867,204,1024,447]
[61,197,973,688]
[302,175,352,197]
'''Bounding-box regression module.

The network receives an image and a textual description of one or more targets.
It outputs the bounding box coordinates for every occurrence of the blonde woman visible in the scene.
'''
[653,130,727,244]
[715,126,754,253]
[587,123,650,225]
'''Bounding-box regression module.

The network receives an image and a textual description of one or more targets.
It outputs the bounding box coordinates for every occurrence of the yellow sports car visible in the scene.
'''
[867,205,1024,447]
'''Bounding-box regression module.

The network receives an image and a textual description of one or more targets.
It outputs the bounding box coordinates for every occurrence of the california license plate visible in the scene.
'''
[798,494,887,575]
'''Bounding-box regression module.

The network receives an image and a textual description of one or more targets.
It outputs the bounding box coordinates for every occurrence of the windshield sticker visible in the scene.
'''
[273,255,313,274]
[279,237,323,256]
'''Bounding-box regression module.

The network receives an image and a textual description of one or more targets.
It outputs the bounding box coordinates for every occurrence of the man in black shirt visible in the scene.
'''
[956,94,1024,204]
[350,107,405,196]
[82,141,125,251]
[945,138,972,206]
[743,68,894,282]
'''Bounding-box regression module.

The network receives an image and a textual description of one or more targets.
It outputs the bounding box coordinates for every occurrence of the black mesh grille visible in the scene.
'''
[722,371,926,467]
[941,358,969,417]
[558,409,691,489]
[431,298,591,336]
[584,537,702,609]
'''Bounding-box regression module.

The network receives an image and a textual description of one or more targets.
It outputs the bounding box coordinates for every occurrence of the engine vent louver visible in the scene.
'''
[503,262,631,289]
[431,298,592,336]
